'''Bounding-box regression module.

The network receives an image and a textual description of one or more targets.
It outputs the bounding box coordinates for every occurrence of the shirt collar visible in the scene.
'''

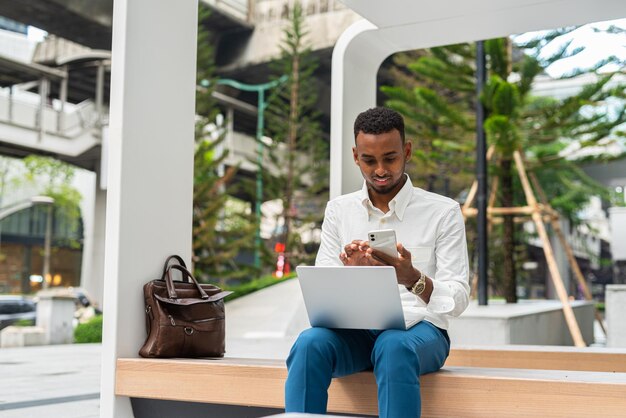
[359,174,413,221]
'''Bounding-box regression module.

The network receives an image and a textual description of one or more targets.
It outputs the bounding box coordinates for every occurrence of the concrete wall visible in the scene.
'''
[447,300,595,346]
[218,7,362,71]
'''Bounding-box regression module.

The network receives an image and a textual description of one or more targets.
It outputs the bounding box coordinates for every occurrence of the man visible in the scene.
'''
[285,107,470,418]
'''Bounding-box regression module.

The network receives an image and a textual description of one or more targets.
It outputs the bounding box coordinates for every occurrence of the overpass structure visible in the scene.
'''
[0,0,361,306]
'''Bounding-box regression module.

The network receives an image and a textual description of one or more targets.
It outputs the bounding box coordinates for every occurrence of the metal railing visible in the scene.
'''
[253,0,346,23]
[208,0,347,24]
[0,91,101,139]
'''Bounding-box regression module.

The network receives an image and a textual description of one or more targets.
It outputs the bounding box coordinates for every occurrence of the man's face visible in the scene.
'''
[352,129,411,196]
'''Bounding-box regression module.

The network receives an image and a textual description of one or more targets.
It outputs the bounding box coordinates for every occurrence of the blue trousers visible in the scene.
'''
[285,321,449,418]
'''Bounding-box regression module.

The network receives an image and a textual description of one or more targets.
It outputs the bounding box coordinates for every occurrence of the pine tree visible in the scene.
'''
[482,31,625,301]
[381,45,477,198]
[265,1,327,270]
[381,26,626,301]
[192,4,257,285]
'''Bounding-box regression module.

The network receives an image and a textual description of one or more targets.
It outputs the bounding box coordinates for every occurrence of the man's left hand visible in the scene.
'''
[367,243,418,287]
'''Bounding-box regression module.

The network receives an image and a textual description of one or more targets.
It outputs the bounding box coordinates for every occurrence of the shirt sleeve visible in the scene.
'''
[427,204,470,317]
[315,201,344,267]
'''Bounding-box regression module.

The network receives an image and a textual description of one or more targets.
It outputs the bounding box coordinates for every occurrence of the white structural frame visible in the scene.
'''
[331,0,626,198]
[102,0,625,416]
[100,0,197,417]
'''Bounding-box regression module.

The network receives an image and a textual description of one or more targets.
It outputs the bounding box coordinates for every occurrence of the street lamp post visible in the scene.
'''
[214,76,287,269]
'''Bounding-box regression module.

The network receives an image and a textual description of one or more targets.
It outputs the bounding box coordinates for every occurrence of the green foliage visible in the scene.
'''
[192,3,258,285]
[196,4,217,120]
[381,44,476,197]
[483,76,521,116]
[193,135,258,286]
[265,1,327,268]
[23,155,75,188]
[381,25,626,300]
[484,38,510,79]
[484,115,520,155]
[13,318,35,327]
[74,315,103,343]
[1,155,83,249]
[224,273,296,302]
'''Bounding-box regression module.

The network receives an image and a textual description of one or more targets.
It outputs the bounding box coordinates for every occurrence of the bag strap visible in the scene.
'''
[165,264,209,300]
[161,255,187,280]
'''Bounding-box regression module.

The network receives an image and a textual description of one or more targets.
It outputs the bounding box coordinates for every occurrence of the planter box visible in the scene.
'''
[0,326,46,348]
[447,300,595,346]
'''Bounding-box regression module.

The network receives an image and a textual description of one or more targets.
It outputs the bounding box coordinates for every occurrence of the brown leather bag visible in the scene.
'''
[139,255,232,358]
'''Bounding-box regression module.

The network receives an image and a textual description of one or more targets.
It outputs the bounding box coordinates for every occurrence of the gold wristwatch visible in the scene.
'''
[409,271,427,296]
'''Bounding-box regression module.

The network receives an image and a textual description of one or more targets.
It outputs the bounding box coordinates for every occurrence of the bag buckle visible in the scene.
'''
[184,327,194,336]
[169,315,175,326]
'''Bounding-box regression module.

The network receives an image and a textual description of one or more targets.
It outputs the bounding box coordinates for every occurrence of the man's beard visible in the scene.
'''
[368,176,401,194]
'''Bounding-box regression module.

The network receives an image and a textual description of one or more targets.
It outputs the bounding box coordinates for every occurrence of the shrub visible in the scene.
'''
[224,273,296,302]
[74,315,103,343]
[13,319,35,327]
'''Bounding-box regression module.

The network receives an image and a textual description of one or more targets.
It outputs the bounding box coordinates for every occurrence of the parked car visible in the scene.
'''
[0,295,37,331]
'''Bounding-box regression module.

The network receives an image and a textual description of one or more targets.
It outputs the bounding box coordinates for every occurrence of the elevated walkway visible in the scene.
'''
[0,90,102,166]
[0,0,253,51]
[0,52,106,171]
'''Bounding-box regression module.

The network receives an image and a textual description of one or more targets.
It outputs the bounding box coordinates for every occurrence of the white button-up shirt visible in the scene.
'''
[315,175,470,330]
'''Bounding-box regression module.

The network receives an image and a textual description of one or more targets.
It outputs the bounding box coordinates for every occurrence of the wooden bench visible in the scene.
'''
[116,347,626,417]
[445,345,626,372]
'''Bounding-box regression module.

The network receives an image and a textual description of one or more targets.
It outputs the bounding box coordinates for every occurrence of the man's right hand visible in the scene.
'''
[340,240,375,266]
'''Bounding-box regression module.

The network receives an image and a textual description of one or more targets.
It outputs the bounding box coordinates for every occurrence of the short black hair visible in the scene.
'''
[353,107,405,144]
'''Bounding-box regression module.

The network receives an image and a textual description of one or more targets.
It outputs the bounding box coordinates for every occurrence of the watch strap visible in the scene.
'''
[409,271,427,296]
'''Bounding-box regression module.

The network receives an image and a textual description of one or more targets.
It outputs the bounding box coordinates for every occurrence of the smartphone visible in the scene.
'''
[368,229,398,258]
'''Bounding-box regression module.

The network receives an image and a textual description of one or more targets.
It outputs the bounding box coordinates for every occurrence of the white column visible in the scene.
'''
[609,207,626,261]
[58,68,68,132]
[80,182,106,309]
[330,20,384,198]
[100,1,198,417]
[548,218,571,299]
[606,284,626,347]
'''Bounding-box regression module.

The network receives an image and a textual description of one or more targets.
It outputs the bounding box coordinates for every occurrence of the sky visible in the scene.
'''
[514,18,626,77]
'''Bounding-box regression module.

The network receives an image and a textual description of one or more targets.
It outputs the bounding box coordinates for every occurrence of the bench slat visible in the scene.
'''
[116,358,626,417]
[446,345,626,372]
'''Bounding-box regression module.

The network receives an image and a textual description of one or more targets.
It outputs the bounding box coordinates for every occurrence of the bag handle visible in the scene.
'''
[161,255,187,280]
[165,264,209,300]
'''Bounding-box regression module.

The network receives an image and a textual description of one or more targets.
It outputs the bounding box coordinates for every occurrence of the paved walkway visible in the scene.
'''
[0,280,304,418]
[225,278,307,359]
[0,278,610,417]
[0,343,101,417]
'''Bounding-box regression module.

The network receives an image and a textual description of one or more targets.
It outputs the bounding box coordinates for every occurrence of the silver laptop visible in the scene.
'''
[296,266,423,330]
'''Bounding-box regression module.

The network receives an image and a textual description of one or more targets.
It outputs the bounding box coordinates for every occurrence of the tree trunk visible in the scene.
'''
[500,158,517,302]
[282,45,300,270]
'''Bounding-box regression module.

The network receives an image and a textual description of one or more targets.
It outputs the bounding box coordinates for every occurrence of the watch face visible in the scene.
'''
[411,275,426,295]
[411,280,425,295]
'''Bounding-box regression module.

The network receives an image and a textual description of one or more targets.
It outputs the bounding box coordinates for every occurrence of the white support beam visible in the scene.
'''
[100,0,198,417]
[331,0,626,197]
